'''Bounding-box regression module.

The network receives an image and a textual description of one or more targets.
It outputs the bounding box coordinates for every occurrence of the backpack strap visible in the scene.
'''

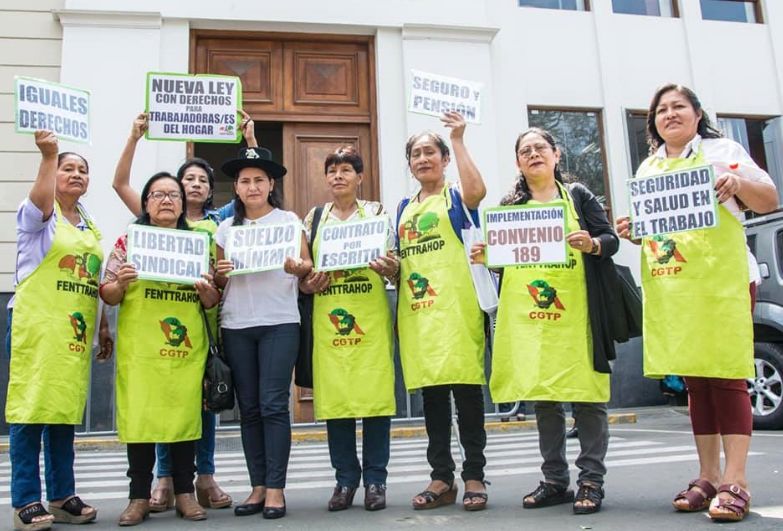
[309,206,324,252]
[394,197,410,250]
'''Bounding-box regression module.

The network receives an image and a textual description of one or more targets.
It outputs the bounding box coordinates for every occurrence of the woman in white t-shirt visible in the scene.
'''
[214,147,312,520]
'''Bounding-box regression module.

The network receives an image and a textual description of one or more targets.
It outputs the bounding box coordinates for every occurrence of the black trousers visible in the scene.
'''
[126,441,195,500]
[422,384,486,483]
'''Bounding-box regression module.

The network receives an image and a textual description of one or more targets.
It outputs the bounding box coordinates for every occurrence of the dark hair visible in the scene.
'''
[646,83,722,153]
[324,145,364,174]
[58,152,89,173]
[136,172,189,230]
[231,168,283,226]
[177,157,215,211]
[501,127,565,206]
[404,132,450,164]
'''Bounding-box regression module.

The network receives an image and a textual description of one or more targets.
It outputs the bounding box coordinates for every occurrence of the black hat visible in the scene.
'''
[221,147,287,180]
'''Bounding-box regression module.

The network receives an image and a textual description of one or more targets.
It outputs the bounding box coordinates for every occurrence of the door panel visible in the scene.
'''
[283,123,375,219]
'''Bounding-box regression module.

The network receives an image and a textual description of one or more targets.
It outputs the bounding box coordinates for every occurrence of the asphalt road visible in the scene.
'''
[2,407,782,530]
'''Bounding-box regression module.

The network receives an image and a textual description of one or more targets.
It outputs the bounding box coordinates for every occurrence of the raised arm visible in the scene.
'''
[442,111,486,209]
[28,130,60,220]
[112,113,148,217]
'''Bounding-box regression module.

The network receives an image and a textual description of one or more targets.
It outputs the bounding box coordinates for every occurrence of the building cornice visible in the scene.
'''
[53,10,162,30]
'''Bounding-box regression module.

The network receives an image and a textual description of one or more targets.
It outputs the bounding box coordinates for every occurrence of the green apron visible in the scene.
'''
[6,202,103,424]
[490,185,609,402]
[188,218,218,335]
[397,185,485,390]
[116,229,208,443]
[312,203,396,420]
[638,149,754,379]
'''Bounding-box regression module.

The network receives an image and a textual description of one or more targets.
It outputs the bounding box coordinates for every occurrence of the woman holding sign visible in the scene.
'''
[615,84,778,522]
[6,131,112,530]
[214,147,312,520]
[395,112,490,511]
[472,127,618,514]
[101,172,220,525]
[111,112,257,511]
[299,146,399,512]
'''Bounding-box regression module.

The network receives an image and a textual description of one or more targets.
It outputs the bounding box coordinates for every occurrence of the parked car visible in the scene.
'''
[745,210,783,429]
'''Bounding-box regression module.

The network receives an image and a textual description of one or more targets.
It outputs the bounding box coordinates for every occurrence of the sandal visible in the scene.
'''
[149,482,175,513]
[13,502,55,531]
[412,481,457,510]
[463,479,489,512]
[196,484,233,509]
[523,481,574,509]
[48,496,97,524]
[573,483,604,515]
[708,484,751,522]
[672,479,717,512]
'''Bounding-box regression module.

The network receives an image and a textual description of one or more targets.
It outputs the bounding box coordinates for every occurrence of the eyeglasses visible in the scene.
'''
[147,191,182,202]
[517,144,553,160]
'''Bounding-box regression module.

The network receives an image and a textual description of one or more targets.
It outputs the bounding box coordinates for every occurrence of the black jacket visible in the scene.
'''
[568,183,621,373]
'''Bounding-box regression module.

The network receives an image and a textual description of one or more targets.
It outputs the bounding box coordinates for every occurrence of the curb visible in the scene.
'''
[0,413,637,450]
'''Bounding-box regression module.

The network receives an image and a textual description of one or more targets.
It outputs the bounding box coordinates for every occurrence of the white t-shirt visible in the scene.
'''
[215,208,302,329]
[652,135,776,284]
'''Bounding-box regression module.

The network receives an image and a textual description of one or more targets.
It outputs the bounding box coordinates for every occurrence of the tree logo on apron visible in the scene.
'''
[527,280,565,310]
[399,211,440,243]
[328,308,365,336]
[159,317,193,348]
[58,252,102,286]
[69,312,87,343]
[648,235,687,265]
[407,272,438,300]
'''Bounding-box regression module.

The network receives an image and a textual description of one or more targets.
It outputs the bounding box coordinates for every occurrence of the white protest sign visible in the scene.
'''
[15,77,90,144]
[146,72,242,143]
[126,224,210,285]
[628,165,717,239]
[315,217,389,272]
[483,205,568,267]
[408,70,482,124]
[225,222,302,275]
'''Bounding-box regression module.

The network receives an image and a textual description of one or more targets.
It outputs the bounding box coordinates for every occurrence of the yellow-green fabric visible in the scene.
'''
[397,185,485,390]
[116,234,207,442]
[312,203,396,420]
[6,203,103,424]
[637,149,753,379]
[188,218,218,334]
[490,185,609,402]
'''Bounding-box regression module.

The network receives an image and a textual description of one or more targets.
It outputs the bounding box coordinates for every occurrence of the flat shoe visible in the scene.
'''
[234,501,264,517]
[708,484,750,522]
[523,481,574,509]
[672,478,717,512]
[573,483,604,515]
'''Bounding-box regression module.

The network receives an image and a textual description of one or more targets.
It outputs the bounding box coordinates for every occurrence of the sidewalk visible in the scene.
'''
[0,411,638,451]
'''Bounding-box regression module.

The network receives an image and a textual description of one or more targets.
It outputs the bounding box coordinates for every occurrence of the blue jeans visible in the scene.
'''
[156,410,216,477]
[10,425,76,508]
[326,417,391,487]
[222,323,299,489]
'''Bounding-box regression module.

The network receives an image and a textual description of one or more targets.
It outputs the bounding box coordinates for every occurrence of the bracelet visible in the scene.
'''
[589,238,601,256]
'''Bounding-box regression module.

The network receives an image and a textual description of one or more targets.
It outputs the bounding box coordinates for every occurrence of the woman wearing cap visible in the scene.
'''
[214,147,313,520]
[6,131,112,531]
[110,112,257,511]
[615,84,778,522]
[472,127,619,514]
[299,146,398,512]
[101,172,220,526]
[396,112,490,511]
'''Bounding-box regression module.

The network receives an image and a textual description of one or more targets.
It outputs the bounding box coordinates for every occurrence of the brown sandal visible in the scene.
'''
[196,485,233,509]
[412,481,457,510]
[149,483,174,513]
[708,484,751,522]
[673,479,717,512]
[463,480,489,512]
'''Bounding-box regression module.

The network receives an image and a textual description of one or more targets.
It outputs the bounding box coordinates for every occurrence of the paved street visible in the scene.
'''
[2,408,782,530]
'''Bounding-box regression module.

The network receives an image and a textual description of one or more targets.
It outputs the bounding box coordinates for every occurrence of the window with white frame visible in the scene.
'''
[700,0,762,23]
[518,0,588,11]
[612,0,677,17]
[528,108,609,206]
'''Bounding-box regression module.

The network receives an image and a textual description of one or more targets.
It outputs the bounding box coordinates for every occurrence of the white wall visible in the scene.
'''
[3,0,781,290]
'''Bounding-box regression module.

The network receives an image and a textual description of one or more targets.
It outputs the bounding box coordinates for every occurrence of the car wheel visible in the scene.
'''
[748,342,783,430]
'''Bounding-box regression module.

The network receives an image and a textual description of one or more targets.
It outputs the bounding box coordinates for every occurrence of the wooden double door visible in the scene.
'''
[192,31,378,220]
[192,31,378,423]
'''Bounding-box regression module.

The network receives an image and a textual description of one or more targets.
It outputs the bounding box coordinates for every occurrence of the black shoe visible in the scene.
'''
[573,483,604,514]
[566,426,579,439]
[234,502,263,517]
[328,485,357,512]
[364,484,387,511]
[262,496,286,520]
[523,481,575,509]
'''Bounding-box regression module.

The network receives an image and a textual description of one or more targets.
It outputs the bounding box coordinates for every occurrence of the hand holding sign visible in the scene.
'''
[115,263,139,290]
[368,251,400,279]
